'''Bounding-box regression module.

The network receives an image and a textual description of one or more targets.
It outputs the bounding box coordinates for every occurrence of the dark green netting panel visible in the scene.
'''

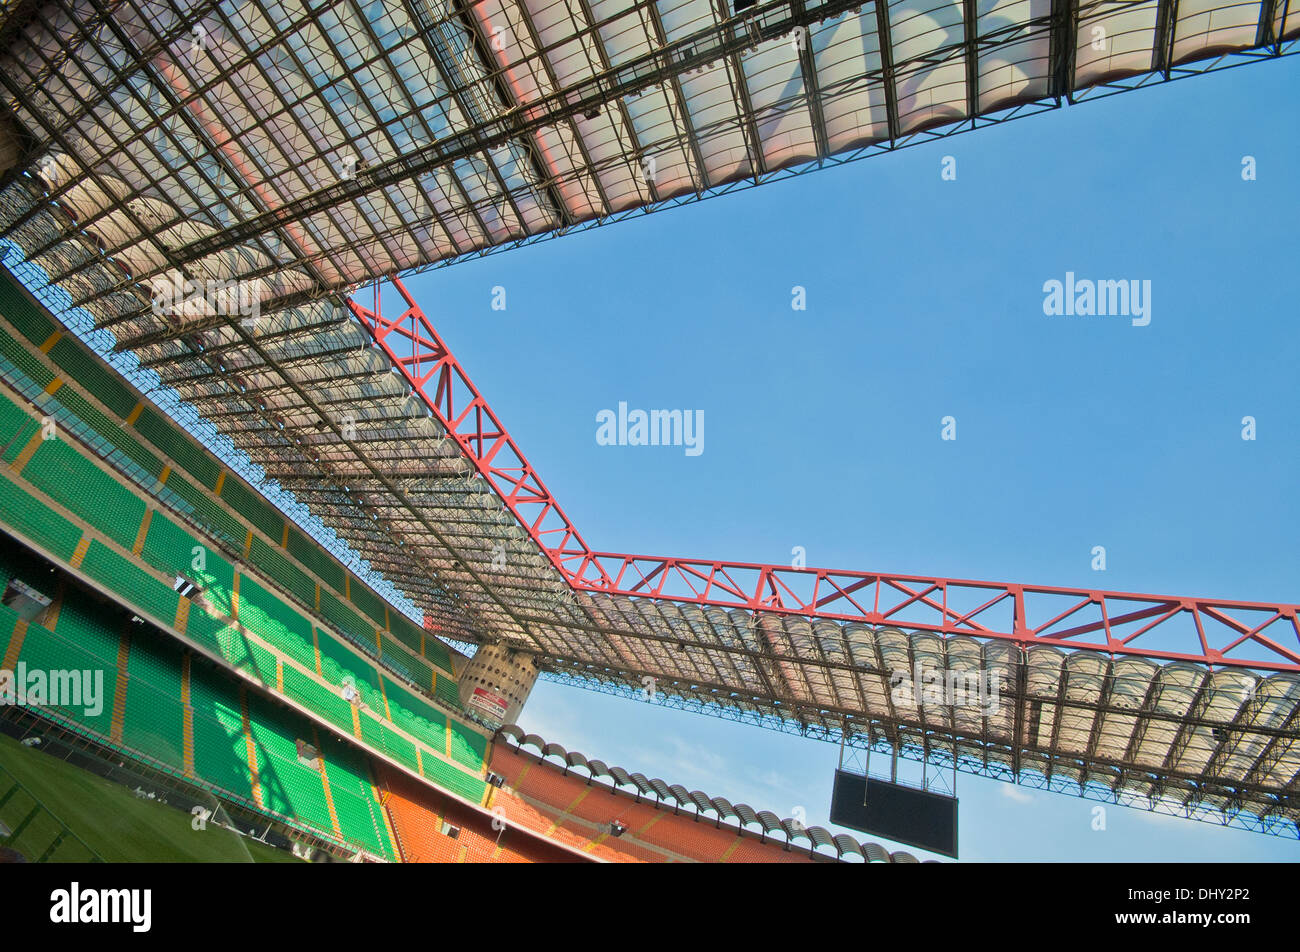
[165,473,246,550]
[286,526,345,591]
[133,407,221,488]
[434,673,462,710]
[0,323,56,390]
[348,583,386,630]
[45,336,137,418]
[318,587,374,645]
[249,536,313,607]
[54,386,163,478]
[0,273,57,343]
[218,477,284,540]
[0,387,32,446]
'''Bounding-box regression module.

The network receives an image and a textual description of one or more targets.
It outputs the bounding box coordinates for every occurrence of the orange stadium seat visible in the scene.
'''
[489,744,838,863]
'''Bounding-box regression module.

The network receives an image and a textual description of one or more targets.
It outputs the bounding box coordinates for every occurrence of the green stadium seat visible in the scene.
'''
[189,663,259,802]
[141,511,236,596]
[121,629,185,764]
[80,540,179,628]
[0,470,84,560]
[449,721,490,772]
[420,752,488,804]
[245,694,333,833]
[21,439,146,550]
[237,575,317,671]
[281,666,355,737]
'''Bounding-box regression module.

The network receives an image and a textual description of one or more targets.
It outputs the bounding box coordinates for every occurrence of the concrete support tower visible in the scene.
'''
[457,642,539,727]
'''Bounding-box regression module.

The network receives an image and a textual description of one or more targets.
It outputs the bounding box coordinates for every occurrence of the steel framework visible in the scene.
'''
[351,277,1300,674]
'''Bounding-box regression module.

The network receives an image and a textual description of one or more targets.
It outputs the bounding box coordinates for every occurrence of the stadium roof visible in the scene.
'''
[0,0,1296,834]
[0,0,1294,323]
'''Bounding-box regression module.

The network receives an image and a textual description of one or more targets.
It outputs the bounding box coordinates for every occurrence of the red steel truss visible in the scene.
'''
[349,280,1300,673]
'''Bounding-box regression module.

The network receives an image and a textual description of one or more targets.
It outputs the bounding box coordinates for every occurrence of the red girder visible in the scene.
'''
[349,281,1300,673]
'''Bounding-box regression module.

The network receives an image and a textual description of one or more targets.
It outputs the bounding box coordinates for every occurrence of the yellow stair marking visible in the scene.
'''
[125,402,144,426]
[38,330,63,353]
[131,508,153,555]
[68,535,91,569]
[42,580,64,631]
[565,787,592,816]
[374,628,383,657]
[444,720,452,758]
[240,688,263,808]
[456,845,468,862]
[311,625,323,676]
[719,837,744,862]
[379,675,392,720]
[10,426,48,473]
[243,529,253,558]
[109,627,131,745]
[312,727,343,839]
[280,522,289,547]
[351,703,362,740]
[43,377,63,396]
[173,598,190,633]
[314,582,320,612]
[181,654,195,778]
[230,572,240,619]
[344,575,351,600]
[276,659,284,694]
[1,619,29,673]
[636,812,665,836]
[156,464,171,488]
[384,606,390,630]
[214,471,226,495]
[370,779,402,861]
[415,747,424,776]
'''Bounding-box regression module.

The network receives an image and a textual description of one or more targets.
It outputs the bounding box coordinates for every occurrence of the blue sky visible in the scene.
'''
[404,55,1300,861]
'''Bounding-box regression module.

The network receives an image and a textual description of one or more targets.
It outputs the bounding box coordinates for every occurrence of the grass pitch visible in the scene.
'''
[0,730,299,862]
